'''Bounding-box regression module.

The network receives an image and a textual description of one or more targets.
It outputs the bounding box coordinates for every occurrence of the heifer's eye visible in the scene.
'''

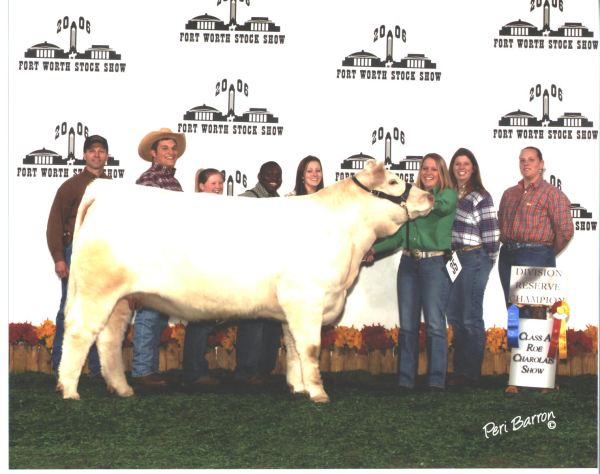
[388,179,399,186]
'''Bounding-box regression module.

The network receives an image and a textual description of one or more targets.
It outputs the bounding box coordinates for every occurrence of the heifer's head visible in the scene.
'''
[354,160,434,233]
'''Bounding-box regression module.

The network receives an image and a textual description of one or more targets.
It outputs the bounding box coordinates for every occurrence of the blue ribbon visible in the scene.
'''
[507,304,520,349]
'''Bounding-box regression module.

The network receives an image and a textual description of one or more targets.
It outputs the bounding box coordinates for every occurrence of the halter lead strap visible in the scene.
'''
[351,175,412,205]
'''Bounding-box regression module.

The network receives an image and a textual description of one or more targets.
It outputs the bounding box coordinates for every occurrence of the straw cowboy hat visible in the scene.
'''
[138,128,186,162]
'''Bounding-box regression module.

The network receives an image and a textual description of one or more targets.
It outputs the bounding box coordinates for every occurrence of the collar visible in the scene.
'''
[351,175,411,206]
[150,163,177,175]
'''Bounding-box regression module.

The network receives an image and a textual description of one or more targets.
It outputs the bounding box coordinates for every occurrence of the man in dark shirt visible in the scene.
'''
[234,161,284,385]
[46,135,110,377]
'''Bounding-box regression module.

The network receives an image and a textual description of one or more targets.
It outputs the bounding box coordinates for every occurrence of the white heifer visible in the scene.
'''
[58,160,433,402]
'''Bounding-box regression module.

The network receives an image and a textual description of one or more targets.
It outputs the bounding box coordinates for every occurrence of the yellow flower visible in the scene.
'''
[35,319,56,349]
[222,326,237,351]
[388,326,399,346]
[171,323,186,348]
[485,326,507,353]
[585,325,598,354]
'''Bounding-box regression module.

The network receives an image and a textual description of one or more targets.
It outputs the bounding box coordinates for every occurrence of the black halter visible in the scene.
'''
[351,176,412,206]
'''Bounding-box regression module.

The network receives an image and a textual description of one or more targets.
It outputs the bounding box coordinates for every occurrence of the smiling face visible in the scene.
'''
[419,157,441,190]
[259,164,282,195]
[519,147,544,185]
[83,143,108,176]
[199,172,224,194]
[151,139,179,168]
[452,154,474,187]
[303,160,323,194]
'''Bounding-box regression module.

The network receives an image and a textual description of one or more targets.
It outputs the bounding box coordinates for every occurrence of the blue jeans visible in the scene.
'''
[234,319,282,380]
[132,308,169,377]
[397,254,451,388]
[52,243,100,376]
[446,248,493,380]
[182,322,214,382]
[498,243,555,307]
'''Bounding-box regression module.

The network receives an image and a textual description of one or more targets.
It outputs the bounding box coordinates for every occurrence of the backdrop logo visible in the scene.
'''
[177,78,283,137]
[494,0,596,50]
[180,0,284,45]
[221,169,249,196]
[18,16,125,73]
[549,175,597,232]
[16,122,124,180]
[336,24,441,82]
[335,127,422,182]
[492,83,597,141]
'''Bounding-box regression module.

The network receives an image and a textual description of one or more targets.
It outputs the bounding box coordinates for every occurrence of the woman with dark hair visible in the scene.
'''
[181,168,224,388]
[288,155,324,196]
[371,153,457,391]
[446,148,499,387]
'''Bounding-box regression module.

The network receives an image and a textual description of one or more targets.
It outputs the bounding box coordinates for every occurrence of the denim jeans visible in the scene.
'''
[234,319,282,380]
[498,244,555,307]
[132,307,169,377]
[51,243,100,376]
[446,248,493,380]
[397,254,451,388]
[182,322,214,382]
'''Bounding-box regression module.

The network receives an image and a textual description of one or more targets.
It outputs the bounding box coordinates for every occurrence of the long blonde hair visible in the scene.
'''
[416,153,452,190]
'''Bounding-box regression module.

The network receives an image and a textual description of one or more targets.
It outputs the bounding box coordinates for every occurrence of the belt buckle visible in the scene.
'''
[413,249,422,259]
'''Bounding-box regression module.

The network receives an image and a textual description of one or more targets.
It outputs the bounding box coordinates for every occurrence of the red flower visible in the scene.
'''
[320,325,336,351]
[566,329,594,357]
[360,324,393,352]
[9,322,39,345]
[159,325,175,345]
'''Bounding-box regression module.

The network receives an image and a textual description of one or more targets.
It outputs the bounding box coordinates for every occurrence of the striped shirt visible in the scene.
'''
[452,190,500,262]
[136,163,182,192]
[498,178,573,252]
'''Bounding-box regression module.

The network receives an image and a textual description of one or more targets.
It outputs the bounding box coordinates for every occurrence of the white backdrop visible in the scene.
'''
[8,0,599,329]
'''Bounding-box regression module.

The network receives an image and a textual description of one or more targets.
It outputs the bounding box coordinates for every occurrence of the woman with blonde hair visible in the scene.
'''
[370,153,457,391]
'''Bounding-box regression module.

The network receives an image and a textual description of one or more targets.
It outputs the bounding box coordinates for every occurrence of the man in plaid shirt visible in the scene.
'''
[497,146,574,306]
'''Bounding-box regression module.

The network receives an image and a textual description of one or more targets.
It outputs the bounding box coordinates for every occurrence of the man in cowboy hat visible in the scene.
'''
[46,134,110,378]
[131,128,186,388]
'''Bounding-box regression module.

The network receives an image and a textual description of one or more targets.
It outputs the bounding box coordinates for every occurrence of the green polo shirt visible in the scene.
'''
[373,186,457,255]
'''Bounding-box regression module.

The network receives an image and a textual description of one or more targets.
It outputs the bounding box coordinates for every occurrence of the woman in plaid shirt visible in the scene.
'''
[446,148,500,387]
[497,147,574,307]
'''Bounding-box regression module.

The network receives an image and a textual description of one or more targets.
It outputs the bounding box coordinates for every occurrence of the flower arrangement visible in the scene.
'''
[9,322,39,346]
[320,325,337,351]
[207,324,237,352]
[170,323,186,348]
[360,324,394,353]
[485,326,508,353]
[566,329,595,357]
[334,326,363,353]
[584,325,598,354]
[35,319,56,349]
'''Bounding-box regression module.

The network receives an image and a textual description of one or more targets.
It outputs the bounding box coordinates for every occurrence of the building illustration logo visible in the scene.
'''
[336,127,422,182]
[549,175,597,232]
[337,25,441,82]
[494,0,597,50]
[178,78,283,137]
[492,83,597,141]
[180,0,284,45]
[18,15,125,73]
[17,122,124,180]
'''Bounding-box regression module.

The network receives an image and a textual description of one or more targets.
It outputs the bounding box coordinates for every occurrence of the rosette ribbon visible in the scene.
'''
[507,304,520,349]
[547,300,569,360]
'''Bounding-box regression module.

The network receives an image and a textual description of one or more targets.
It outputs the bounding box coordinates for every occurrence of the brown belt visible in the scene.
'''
[403,249,445,260]
[455,244,483,254]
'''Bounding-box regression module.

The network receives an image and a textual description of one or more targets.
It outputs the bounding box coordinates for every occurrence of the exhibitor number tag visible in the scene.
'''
[446,251,462,282]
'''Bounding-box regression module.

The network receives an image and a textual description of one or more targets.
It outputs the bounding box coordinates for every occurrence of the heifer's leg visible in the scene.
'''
[58,297,114,399]
[281,323,306,396]
[279,288,328,403]
[96,298,134,397]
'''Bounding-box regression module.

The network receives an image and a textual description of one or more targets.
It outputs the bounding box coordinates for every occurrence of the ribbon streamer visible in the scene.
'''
[547,317,561,359]
[507,304,520,349]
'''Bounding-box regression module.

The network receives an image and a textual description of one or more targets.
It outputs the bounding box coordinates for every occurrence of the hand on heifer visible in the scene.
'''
[54,260,69,279]
[362,248,375,265]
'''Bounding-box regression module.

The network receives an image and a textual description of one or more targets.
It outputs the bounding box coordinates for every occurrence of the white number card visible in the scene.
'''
[446,251,462,282]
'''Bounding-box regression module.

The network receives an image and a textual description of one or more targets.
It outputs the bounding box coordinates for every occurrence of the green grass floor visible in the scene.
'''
[8,370,598,469]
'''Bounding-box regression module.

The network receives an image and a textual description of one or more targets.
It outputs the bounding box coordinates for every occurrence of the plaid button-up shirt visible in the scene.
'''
[136,163,183,192]
[452,190,500,262]
[498,178,573,252]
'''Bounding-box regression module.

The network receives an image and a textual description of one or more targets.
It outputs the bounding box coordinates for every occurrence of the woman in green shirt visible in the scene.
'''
[373,153,457,390]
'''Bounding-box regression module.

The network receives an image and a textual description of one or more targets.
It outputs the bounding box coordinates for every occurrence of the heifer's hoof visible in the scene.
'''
[107,385,135,397]
[310,393,330,404]
[62,391,81,400]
